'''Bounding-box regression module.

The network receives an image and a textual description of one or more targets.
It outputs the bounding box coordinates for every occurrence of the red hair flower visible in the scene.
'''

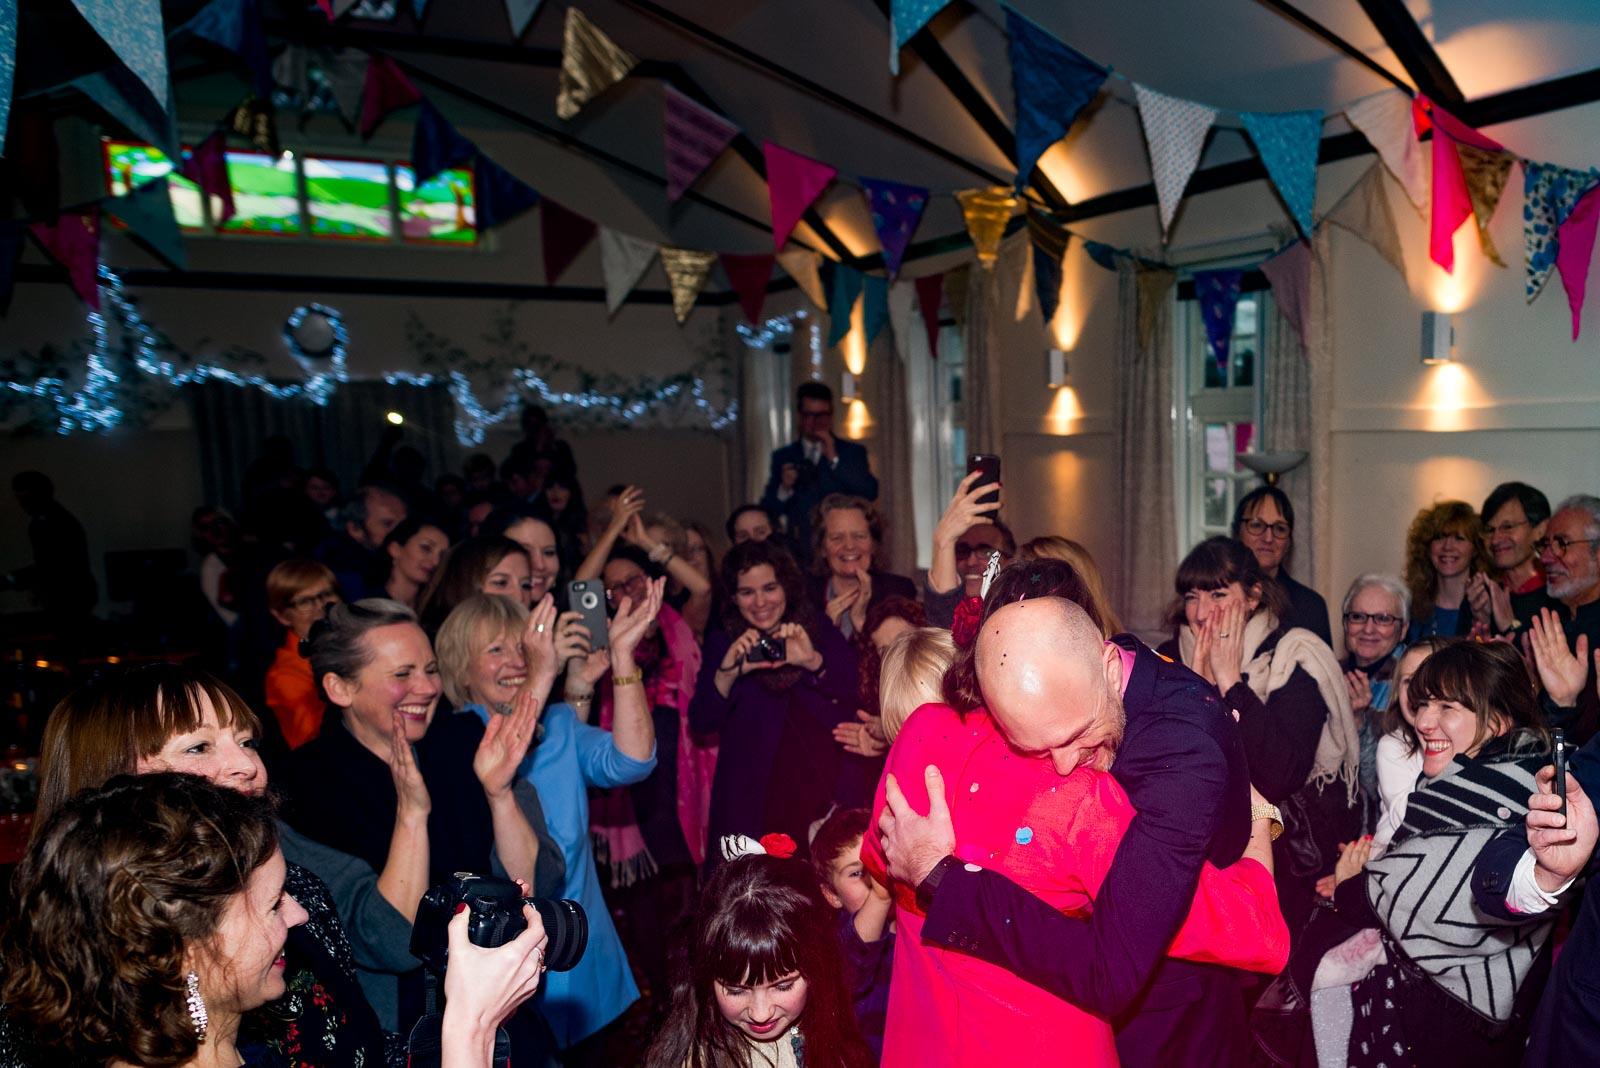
[759,832,798,859]
[951,596,983,648]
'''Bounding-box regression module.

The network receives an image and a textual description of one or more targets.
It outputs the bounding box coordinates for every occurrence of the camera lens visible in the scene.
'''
[533,898,589,971]
[580,591,599,610]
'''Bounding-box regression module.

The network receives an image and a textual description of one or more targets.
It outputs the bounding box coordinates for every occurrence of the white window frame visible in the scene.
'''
[906,324,965,571]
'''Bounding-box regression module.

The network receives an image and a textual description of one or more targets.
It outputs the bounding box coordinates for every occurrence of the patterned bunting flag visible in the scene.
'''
[889,0,953,74]
[1522,161,1600,303]
[0,0,14,151]
[28,209,101,310]
[360,54,420,137]
[1025,206,1069,324]
[105,175,185,269]
[859,177,928,280]
[659,247,716,324]
[506,0,544,37]
[1194,269,1243,373]
[664,86,739,203]
[824,261,864,347]
[777,249,826,308]
[1238,109,1323,237]
[764,143,837,252]
[182,131,235,225]
[1259,240,1312,349]
[863,275,890,345]
[71,0,168,113]
[1324,163,1407,283]
[913,273,943,358]
[720,253,776,324]
[180,0,272,99]
[598,228,657,314]
[411,100,477,185]
[1345,88,1428,216]
[1414,95,1504,273]
[1134,83,1215,237]
[957,188,1016,267]
[474,154,540,230]
[225,95,279,156]
[1456,142,1513,267]
[1005,7,1107,194]
[556,8,638,121]
[1556,187,1600,340]
[541,199,597,284]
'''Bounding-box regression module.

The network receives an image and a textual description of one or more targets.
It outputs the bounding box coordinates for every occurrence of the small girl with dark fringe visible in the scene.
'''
[645,841,874,1068]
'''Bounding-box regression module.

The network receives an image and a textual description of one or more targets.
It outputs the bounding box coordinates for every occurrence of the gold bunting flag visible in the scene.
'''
[1456,142,1514,267]
[660,247,717,324]
[556,8,639,121]
[957,188,1017,268]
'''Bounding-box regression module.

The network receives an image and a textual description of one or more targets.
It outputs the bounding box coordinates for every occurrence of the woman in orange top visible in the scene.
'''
[265,559,341,748]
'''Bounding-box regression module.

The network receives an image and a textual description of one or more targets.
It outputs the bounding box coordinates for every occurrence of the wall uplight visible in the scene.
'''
[1046,349,1069,388]
[1420,311,1454,365]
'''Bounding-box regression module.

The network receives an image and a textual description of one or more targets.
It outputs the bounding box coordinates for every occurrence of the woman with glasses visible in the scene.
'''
[1403,500,1492,643]
[921,472,1016,628]
[265,559,343,749]
[808,494,917,639]
[1231,486,1332,644]
[1337,574,1412,840]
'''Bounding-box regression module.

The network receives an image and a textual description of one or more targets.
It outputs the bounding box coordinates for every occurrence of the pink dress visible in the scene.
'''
[862,702,1288,1066]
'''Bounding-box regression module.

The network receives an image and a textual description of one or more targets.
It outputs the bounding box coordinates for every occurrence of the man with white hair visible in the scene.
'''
[1525,494,1600,744]
[878,561,1267,1067]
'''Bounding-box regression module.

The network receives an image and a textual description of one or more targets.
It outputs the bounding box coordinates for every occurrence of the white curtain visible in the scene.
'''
[1264,289,1315,584]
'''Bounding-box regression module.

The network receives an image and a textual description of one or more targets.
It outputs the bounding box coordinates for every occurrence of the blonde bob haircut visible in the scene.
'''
[878,627,958,743]
[435,593,529,708]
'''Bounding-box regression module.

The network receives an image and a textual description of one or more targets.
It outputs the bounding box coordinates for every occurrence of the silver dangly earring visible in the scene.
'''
[185,971,208,1043]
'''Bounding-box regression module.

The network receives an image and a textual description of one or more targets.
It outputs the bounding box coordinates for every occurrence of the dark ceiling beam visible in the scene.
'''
[1354,0,1463,106]
[1251,0,1412,93]
[1458,65,1600,127]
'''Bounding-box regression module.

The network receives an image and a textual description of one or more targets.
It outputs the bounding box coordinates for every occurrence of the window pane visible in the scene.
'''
[103,141,205,230]
[304,157,393,240]
[1234,297,1257,338]
[1234,423,1256,465]
[219,151,302,235]
[1202,345,1226,388]
[1203,477,1230,528]
[395,164,476,244]
[1203,423,1233,473]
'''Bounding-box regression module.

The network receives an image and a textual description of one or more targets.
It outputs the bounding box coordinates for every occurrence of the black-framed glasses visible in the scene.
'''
[1481,519,1529,538]
[605,574,649,603]
[1535,536,1596,557]
[955,543,1010,560]
[1343,611,1401,628]
[1241,519,1291,539]
[289,588,339,611]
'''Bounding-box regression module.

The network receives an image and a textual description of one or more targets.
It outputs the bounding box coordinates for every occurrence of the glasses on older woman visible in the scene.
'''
[1343,611,1401,628]
[1241,519,1291,540]
[288,587,340,612]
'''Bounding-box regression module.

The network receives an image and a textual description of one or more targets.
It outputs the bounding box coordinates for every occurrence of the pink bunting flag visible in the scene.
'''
[359,54,421,138]
[1259,240,1313,349]
[664,86,738,203]
[28,208,101,310]
[1414,95,1503,273]
[719,253,775,324]
[181,130,235,225]
[763,142,836,252]
[913,272,943,358]
[315,0,332,17]
[1556,186,1600,341]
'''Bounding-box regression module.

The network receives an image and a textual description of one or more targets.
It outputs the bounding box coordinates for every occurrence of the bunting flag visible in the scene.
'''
[1238,109,1324,236]
[1194,269,1243,373]
[1345,88,1428,216]
[332,0,359,15]
[599,228,657,314]
[659,247,716,324]
[179,0,272,99]
[28,209,101,310]
[104,176,185,269]
[957,188,1016,267]
[1556,186,1600,340]
[413,0,428,17]
[663,86,739,203]
[182,130,235,225]
[474,154,540,229]
[859,177,928,280]
[556,8,638,121]
[889,0,953,74]
[225,95,279,156]
[764,142,836,252]
[1133,83,1215,237]
[1025,207,1069,324]
[1324,163,1408,283]
[321,49,370,127]
[1456,142,1514,266]
[777,248,826,308]
[1005,7,1108,194]
[71,0,168,114]
[1259,240,1312,349]
[824,261,864,347]
[72,66,179,161]
[719,252,775,324]
[913,272,943,358]
[411,100,477,185]
[359,54,421,138]
[1082,240,1119,272]
[1413,95,1504,273]
[863,275,890,345]
[540,198,597,284]
[0,0,15,151]
[272,45,311,113]
[506,0,544,37]
[314,0,331,18]
[1521,161,1600,302]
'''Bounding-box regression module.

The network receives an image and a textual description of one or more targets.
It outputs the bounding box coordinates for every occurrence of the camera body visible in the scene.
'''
[744,634,787,664]
[410,873,589,977]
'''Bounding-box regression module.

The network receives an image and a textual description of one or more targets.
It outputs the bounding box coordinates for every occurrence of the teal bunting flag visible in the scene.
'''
[889,0,953,74]
[70,0,168,115]
[105,175,185,269]
[1523,160,1600,302]
[1238,109,1324,236]
[824,261,864,347]
[1005,6,1108,194]
[70,65,179,160]
[863,275,890,345]
[0,0,14,153]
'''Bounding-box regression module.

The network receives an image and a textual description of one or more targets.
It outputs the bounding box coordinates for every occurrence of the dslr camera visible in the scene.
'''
[744,633,787,665]
[410,873,589,976]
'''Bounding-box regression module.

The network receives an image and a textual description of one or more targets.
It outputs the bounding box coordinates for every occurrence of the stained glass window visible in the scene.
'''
[395,164,476,245]
[101,141,206,230]
[305,156,394,240]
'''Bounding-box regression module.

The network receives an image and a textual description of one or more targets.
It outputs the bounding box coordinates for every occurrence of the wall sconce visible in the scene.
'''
[1421,311,1454,365]
[1046,348,1069,388]
[841,370,858,402]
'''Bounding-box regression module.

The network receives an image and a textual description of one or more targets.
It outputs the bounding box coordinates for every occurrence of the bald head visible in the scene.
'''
[975,597,1125,774]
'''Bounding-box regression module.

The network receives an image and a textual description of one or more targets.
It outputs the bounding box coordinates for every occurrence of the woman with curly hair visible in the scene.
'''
[807,495,916,639]
[1403,499,1492,642]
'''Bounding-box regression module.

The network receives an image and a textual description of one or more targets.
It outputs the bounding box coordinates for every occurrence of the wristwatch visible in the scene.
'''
[915,855,962,913]
[1251,803,1285,841]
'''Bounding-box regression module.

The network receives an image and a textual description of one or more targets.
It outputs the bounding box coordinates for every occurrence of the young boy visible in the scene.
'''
[811,807,894,1062]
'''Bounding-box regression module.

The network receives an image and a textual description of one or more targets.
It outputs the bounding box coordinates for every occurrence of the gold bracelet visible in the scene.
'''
[566,693,593,706]
[1250,803,1284,841]
[612,669,644,688]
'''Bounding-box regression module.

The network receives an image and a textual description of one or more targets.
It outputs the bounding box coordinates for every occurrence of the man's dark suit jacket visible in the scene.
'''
[919,636,1254,1067]
[759,438,878,563]
[1472,729,1600,1068]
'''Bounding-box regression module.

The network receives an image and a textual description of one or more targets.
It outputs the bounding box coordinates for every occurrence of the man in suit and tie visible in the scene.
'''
[760,382,878,564]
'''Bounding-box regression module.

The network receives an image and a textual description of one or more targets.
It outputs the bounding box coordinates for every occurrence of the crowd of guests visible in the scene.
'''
[4,385,1600,1068]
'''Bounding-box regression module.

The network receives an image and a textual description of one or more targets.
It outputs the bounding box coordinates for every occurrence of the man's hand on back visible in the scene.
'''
[879,766,956,887]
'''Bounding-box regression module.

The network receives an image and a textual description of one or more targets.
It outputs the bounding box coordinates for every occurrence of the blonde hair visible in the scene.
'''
[878,628,957,742]
[1019,536,1122,636]
[435,593,529,708]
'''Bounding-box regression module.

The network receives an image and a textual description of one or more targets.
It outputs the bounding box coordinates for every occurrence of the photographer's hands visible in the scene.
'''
[441,897,548,1068]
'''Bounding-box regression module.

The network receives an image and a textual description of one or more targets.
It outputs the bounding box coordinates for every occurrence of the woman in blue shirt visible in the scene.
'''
[435,580,663,1053]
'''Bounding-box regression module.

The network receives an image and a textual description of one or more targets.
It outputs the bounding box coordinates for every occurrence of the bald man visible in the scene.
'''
[879,595,1258,1067]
